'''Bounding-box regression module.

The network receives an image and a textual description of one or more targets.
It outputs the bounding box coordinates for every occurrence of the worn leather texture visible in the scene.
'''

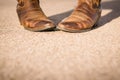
[17,0,55,31]
[58,0,101,32]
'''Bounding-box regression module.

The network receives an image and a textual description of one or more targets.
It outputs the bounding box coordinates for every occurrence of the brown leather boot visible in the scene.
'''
[17,0,55,31]
[57,0,101,32]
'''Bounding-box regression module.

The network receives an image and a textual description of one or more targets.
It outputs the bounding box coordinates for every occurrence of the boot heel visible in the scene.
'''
[16,9,22,25]
[17,13,22,25]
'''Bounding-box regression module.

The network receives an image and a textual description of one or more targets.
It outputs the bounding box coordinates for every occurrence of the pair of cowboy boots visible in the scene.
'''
[17,0,101,32]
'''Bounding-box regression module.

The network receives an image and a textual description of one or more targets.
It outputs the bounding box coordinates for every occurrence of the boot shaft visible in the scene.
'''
[16,0,41,21]
[78,0,101,9]
[17,0,39,3]
[17,0,40,9]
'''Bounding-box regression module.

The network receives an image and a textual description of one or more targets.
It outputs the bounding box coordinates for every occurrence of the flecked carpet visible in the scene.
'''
[0,0,120,80]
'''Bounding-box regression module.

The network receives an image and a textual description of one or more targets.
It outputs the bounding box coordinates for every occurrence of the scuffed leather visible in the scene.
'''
[58,0,101,32]
[17,0,55,31]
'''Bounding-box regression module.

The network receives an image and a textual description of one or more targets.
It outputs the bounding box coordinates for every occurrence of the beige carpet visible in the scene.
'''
[0,0,120,80]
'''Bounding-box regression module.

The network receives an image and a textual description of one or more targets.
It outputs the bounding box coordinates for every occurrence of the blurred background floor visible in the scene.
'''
[0,0,120,80]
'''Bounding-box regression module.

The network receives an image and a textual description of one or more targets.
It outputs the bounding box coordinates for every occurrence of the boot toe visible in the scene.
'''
[58,22,91,33]
[24,20,55,32]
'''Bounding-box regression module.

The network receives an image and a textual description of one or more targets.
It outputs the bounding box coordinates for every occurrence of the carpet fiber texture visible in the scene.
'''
[0,0,120,80]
